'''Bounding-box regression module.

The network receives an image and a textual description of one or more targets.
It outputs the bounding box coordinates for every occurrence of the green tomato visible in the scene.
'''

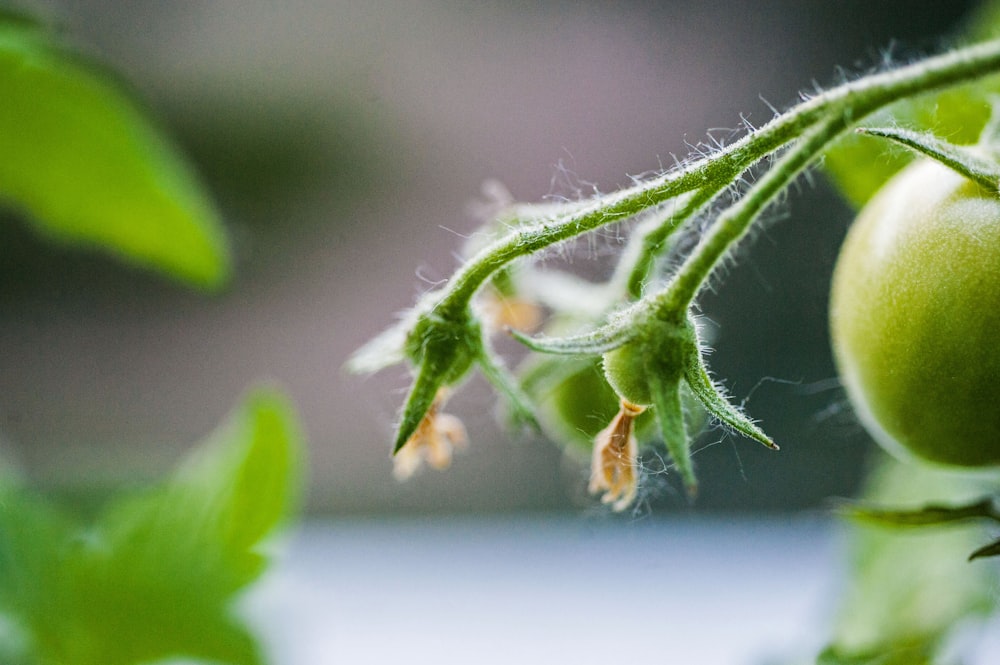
[602,341,653,407]
[601,317,693,407]
[830,157,1000,467]
[537,356,625,452]
[519,355,654,454]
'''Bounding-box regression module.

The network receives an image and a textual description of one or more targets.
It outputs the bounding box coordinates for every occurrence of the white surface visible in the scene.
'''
[247,516,839,665]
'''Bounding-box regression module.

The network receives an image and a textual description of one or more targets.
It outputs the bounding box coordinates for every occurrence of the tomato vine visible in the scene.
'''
[350,37,1000,509]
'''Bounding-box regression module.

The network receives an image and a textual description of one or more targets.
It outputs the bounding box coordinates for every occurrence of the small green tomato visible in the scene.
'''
[520,355,657,454]
[602,341,654,407]
[601,317,691,407]
[830,157,1000,467]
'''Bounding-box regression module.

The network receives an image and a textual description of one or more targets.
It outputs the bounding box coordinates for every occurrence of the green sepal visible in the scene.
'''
[855,126,1000,191]
[393,351,460,455]
[345,313,413,375]
[822,87,992,209]
[508,307,638,356]
[475,341,539,431]
[681,341,777,450]
[386,297,541,453]
[646,361,696,497]
[393,309,480,453]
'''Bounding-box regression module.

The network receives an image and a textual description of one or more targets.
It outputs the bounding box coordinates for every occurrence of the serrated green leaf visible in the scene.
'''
[167,386,304,583]
[91,386,303,603]
[0,15,230,289]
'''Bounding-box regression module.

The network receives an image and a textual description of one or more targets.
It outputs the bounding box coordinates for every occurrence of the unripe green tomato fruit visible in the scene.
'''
[830,157,1000,467]
[531,357,655,453]
[602,342,653,406]
[538,357,625,451]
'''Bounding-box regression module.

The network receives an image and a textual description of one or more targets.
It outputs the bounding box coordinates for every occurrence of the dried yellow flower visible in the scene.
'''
[589,399,645,511]
[393,390,467,480]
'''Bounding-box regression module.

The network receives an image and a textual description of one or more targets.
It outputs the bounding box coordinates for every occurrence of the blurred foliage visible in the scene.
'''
[0,8,309,663]
[0,388,303,665]
[818,455,1000,664]
[0,10,230,290]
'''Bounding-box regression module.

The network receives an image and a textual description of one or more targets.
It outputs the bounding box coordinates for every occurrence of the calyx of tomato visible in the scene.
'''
[599,312,777,499]
[854,124,1000,192]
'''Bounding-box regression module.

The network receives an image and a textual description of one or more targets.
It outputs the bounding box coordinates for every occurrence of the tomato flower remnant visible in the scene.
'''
[479,288,543,334]
[392,389,468,480]
[590,399,646,511]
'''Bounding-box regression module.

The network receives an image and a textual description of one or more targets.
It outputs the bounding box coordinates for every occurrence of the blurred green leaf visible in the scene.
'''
[817,642,934,665]
[0,14,230,289]
[820,455,1000,663]
[0,477,72,665]
[838,497,1000,528]
[0,387,303,665]
[968,537,1000,560]
[160,386,303,586]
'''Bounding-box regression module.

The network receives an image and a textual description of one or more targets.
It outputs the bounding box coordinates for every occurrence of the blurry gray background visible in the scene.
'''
[0,0,977,515]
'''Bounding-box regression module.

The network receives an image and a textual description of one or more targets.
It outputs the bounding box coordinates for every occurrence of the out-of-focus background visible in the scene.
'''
[0,0,978,514]
[5,3,999,664]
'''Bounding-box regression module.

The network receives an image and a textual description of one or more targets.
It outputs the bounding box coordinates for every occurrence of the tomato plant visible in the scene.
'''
[351,37,1000,507]
[349,21,1000,659]
[830,156,1000,467]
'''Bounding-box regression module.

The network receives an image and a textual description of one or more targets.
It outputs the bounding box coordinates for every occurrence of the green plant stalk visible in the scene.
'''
[661,114,848,313]
[624,188,714,299]
[511,119,850,357]
[436,37,1000,320]
[521,38,1000,355]
[352,37,1000,475]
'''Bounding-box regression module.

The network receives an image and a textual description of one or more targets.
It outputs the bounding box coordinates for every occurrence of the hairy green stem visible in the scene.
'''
[658,38,1000,312]
[432,38,1000,321]
[662,115,848,312]
[625,186,718,298]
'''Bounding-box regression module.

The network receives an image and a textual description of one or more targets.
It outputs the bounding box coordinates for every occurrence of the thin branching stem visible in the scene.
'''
[625,187,718,299]
[433,38,1000,319]
[661,39,1000,310]
[663,115,848,312]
